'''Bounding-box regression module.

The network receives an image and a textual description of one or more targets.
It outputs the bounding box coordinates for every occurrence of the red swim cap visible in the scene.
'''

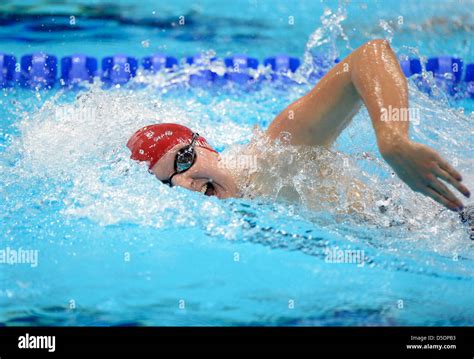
[127,123,218,169]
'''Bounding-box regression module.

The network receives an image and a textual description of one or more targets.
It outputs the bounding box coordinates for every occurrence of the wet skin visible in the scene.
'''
[153,39,471,211]
[151,143,240,199]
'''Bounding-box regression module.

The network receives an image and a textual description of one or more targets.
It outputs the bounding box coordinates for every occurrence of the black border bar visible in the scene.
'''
[0,326,473,355]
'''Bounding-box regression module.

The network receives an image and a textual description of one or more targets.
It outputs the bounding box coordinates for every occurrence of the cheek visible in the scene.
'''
[171,172,197,189]
[193,154,216,173]
[189,166,212,179]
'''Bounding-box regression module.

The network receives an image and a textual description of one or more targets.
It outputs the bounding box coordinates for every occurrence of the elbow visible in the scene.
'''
[354,39,393,64]
[364,39,391,50]
[361,39,392,55]
[348,38,397,84]
[346,39,391,70]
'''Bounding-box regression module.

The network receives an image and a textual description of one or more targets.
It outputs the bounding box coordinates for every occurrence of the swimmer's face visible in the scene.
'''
[151,143,239,199]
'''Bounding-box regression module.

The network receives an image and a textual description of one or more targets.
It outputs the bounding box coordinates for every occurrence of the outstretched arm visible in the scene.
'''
[266,39,470,211]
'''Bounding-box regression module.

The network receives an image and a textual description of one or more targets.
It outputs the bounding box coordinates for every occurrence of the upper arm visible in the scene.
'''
[265,44,371,147]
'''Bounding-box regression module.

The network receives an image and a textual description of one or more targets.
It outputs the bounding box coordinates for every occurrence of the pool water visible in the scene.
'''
[0,1,473,326]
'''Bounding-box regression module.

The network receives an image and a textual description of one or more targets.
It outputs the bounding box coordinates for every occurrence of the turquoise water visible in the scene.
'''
[0,1,473,326]
[1,0,473,62]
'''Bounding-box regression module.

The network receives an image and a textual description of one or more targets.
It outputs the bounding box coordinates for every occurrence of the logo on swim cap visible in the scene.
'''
[127,123,217,169]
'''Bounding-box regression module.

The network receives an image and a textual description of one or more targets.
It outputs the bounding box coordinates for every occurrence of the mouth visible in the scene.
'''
[200,181,217,197]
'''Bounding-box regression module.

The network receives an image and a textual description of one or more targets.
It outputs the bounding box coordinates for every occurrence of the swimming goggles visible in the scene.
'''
[161,132,199,187]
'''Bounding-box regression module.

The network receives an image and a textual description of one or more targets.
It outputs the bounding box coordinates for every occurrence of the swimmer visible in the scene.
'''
[127,39,471,214]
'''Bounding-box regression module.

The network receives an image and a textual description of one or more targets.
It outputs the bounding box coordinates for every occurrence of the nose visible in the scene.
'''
[170,172,205,193]
[170,172,192,189]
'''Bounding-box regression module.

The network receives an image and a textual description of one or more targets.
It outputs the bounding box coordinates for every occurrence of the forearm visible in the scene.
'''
[349,39,410,156]
[349,41,470,210]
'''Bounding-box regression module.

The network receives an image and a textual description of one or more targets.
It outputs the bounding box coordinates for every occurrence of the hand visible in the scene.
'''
[380,139,470,211]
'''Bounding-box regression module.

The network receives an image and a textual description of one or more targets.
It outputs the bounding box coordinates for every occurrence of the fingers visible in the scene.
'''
[435,165,471,198]
[437,157,463,181]
[428,179,463,209]
[425,185,461,212]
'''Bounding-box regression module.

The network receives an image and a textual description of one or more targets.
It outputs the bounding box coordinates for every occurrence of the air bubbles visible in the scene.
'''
[276,131,292,145]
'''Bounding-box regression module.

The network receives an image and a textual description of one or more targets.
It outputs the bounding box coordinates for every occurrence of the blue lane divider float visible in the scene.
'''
[427,56,463,95]
[264,55,300,80]
[0,53,16,87]
[399,57,430,93]
[400,56,465,95]
[399,58,422,77]
[1,52,474,99]
[61,54,98,85]
[465,64,474,99]
[20,53,57,89]
[142,54,178,72]
[427,56,463,82]
[224,55,259,84]
[185,54,219,85]
[264,55,301,72]
[101,55,138,85]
